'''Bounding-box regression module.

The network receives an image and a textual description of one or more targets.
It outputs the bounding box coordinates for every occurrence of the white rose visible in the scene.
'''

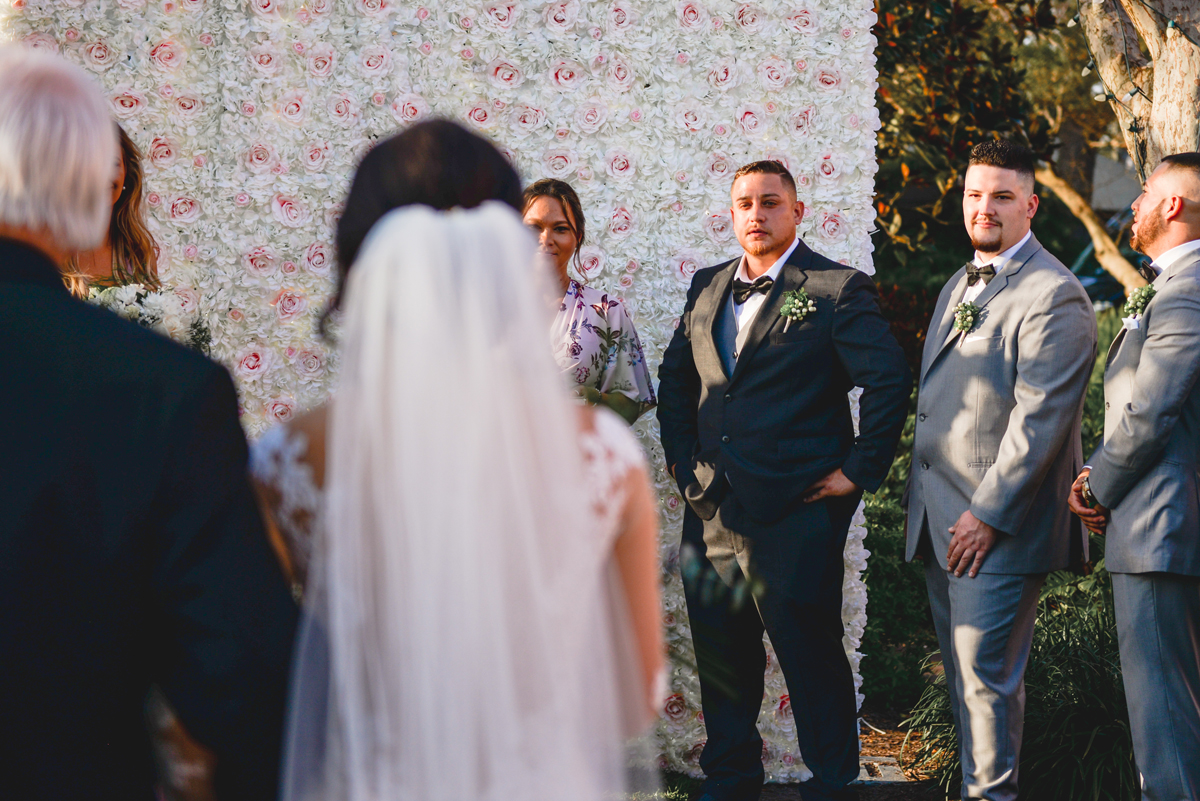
[544,0,580,33]
[574,99,608,134]
[486,58,525,89]
[391,93,429,125]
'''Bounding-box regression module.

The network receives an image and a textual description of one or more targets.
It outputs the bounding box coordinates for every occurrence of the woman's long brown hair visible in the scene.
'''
[65,125,159,296]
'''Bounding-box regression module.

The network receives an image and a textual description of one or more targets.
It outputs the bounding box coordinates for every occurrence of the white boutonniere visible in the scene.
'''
[953,301,982,333]
[780,288,816,332]
[1121,284,1156,330]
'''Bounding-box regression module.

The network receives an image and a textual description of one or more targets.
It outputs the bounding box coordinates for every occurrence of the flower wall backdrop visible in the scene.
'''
[2,0,880,781]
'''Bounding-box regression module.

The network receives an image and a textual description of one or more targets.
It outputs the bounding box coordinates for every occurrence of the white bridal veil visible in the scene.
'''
[281,203,637,801]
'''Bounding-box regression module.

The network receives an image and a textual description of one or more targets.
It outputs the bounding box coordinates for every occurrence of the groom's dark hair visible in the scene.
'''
[968,139,1036,191]
[326,120,524,332]
[733,160,796,197]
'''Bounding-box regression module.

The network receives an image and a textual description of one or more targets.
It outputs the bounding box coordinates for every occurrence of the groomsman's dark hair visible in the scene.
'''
[733,160,797,197]
[968,140,1036,190]
[325,119,523,332]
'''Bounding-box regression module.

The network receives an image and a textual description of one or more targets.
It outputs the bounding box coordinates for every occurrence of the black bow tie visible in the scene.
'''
[1137,262,1159,283]
[732,276,775,305]
[965,262,996,287]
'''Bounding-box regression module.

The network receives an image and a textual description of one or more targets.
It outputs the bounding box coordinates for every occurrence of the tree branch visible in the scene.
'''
[1034,164,1146,293]
[1117,0,1165,62]
[1081,1,1154,175]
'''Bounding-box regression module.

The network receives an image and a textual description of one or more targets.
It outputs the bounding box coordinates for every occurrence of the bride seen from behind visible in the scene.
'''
[250,120,665,800]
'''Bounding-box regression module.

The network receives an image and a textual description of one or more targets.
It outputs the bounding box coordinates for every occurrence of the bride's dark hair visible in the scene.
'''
[325,120,523,332]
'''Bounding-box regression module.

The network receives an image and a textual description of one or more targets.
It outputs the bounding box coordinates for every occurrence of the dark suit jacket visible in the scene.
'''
[0,240,299,800]
[658,239,911,523]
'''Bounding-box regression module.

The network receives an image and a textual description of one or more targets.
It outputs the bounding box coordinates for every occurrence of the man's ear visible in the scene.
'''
[1027,193,1039,219]
[1165,195,1188,222]
[794,200,805,225]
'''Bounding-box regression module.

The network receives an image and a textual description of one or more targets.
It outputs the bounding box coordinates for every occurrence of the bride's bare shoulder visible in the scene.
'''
[575,404,597,435]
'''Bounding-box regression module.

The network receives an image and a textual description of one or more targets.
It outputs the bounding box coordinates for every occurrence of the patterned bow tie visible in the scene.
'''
[965,262,996,287]
[732,276,775,305]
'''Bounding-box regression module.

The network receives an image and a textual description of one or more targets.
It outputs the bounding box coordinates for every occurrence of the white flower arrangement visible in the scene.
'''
[3,0,878,779]
[88,284,211,355]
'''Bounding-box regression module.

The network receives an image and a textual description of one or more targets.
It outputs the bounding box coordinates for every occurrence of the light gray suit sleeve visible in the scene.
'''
[1089,287,1200,508]
[970,278,1096,534]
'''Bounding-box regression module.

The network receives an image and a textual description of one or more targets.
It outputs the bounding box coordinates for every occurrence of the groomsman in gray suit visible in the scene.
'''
[904,140,1097,801]
[1070,153,1200,801]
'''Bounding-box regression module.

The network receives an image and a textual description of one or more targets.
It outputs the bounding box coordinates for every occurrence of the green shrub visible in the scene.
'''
[860,495,939,713]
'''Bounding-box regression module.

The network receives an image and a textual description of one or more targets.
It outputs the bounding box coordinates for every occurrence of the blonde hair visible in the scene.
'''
[0,46,116,251]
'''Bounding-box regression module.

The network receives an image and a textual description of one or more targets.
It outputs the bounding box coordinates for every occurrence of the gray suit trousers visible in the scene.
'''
[924,560,1044,801]
[1112,572,1200,801]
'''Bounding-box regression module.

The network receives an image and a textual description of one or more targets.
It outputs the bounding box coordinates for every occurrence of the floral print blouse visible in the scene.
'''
[552,279,657,413]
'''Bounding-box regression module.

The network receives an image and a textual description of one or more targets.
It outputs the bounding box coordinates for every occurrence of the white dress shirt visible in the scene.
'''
[963,230,1032,304]
[733,237,800,331]
[1148,238,1200,277]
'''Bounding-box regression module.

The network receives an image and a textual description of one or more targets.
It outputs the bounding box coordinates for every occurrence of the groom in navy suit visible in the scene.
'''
[658,161,910,801]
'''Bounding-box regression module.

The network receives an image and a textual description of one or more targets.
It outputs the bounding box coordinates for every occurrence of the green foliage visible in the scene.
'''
[861,495,939,713]
[1082,308,1123,459]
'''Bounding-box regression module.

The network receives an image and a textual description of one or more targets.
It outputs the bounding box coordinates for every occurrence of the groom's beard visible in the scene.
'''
[1130,199,1167,255]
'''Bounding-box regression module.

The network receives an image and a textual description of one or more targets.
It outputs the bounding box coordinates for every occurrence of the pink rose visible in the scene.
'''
[21,32,58,52]
[486,58,524,89]
[549,58,584,92]
[817,211,846,242]
[842,27,854,39]
[786,9,817,34]
[240,100,256,116]
[589,25,602,39]
[174,286,200,313]
[198,32,214,46]
[574,100,608,134]
[159,84,175,98]
[542,148,576,179]
[619,274,633,288]
[304,242,331,275]
[271,194,311,229]
[609,207,635,238]
[359,45,392,76]
[671,249,703,284]
[578,246,605,279]
[554,127,570,140]
[249,0,278,15]
[511,103,547,133]
[266,397,295,423]
[277,90,307,126]
[544,0,580,33]
[248,43,279,75]
[776,694,792,718]
[606,55,634,92]
[245,142,279,174]
[418,42,433,55]
[310,0,332,14]
[308,42,336,77]
[736,102,766,135]
[675,170,688,183]
[147,193,162,207]
[764,151,791,172]
[227,308,245,322]
[371,92,386,106]
[676,0,709,31]
[608,0,634,30]
[713,123,728,137]
[234,193,251,207]
[183,245,198,260]
[735,3,765,32]
[700,209,729,241]
[707,58,738,91]
[294,349,326,378]
[757,56,790,91]
[355,0,390,17]
[148,137,177,168]
[629,109,642,122]
[416,5,429,20]
[676,103,706,133]
[464,101,495,130]
[815,66,841,91]
[765,101,779,114]
[625,259,639,272]
[84,41,117,70]
[174,93,203,120]
[481,1,519,31]
[193,155,207,168]
[168,196,201,224]
[244,246,278,277]
[292,41,305,54]
[150,39,185,70]
[272,288,308,323]
[605,148,635,180]
[663,693,689,723]
[685,741,706,767]
[675,52,689,65]
[110,86,147,119]
[390,93,429,125]
[64,28,80,41]
[302,142,328,172]
[327,93,360,127]
[460,48,475,60]
[795,59,807,72]
[576,165,594,182]
[818,154,839,181]
[788,106,815,136]
[459,15,472,28]
[706,151,734,182]
[782,752,796,766]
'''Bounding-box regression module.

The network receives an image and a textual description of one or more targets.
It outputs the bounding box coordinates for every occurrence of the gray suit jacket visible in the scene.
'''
[1089,248,1200,576]
[905,234,1097,573]
[658,240,911,524]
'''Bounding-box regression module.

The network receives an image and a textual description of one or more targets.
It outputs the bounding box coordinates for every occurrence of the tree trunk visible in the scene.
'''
[1055,119,1096,201]
[1035,165,1147,293]
[1081,1,1200,175]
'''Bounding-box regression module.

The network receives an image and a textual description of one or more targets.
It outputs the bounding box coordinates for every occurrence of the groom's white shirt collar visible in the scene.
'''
[963,230,1031,304]
[1148,238,1200,276]
[733,236,799,331]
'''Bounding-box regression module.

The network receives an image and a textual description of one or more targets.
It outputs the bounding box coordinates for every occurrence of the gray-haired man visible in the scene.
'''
[905,140,1097,800]
[1070,153,1200,801]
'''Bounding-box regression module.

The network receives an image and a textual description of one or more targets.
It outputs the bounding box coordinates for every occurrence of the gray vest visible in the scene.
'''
[714,293,754,378]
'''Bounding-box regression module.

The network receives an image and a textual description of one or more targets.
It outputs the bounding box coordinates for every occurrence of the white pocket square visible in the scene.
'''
[1121,316,1140,331]
[962,333,991,344]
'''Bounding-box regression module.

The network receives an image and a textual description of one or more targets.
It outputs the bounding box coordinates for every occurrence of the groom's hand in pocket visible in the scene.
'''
[803,468,859,502]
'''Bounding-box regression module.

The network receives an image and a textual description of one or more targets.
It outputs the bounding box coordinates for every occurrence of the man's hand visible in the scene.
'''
[1068,468,1109,535]
[803,468,860,503]
[947,510,998,578]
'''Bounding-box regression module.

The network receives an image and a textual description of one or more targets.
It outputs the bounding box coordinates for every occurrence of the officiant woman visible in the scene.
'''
[523,179,656,424]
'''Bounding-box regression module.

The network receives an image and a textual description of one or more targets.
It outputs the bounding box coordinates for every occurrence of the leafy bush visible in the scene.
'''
[860,495,939,713]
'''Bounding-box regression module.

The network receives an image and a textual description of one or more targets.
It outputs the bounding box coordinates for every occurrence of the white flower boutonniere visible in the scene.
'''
[780,288,816,332]
[1121,284,1156,330]
[953,301,982,333]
